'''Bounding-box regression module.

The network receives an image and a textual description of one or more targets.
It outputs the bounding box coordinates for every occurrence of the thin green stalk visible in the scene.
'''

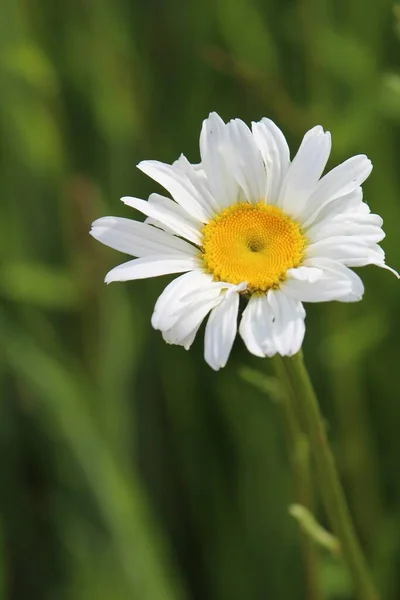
[280,352,380,600]
[272,358,322,600]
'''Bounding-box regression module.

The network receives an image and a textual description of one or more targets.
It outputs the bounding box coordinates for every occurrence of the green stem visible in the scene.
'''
[272,358,322,600]
[280,352,380,600]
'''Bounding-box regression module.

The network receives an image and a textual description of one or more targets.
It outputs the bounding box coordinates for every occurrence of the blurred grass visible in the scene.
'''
[0,0,400,599]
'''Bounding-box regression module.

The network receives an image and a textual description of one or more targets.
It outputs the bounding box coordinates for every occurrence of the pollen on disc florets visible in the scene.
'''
[202,201,306,293]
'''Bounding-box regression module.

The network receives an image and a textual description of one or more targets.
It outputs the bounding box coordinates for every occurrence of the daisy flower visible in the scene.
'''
[90,113,397,370]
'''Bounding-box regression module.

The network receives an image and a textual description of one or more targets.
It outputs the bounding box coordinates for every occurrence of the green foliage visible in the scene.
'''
[0,0,399,599]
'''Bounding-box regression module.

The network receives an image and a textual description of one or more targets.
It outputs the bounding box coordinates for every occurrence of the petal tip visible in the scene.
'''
[205,357,223,371]
[136,160,152,174]
[382,263,400,278]
[89,221,103,239]
[204,111,224,128]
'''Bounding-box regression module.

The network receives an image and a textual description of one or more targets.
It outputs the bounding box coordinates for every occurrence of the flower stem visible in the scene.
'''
[280,352,380,600]
[272,357,322,600]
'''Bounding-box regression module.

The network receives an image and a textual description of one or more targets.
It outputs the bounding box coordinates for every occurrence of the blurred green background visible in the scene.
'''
[1,0,400,599]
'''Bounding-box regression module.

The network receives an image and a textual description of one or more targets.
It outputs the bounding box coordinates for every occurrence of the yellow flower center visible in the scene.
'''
[202,202,306,292]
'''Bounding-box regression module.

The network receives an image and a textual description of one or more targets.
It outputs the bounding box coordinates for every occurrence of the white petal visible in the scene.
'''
[251,118,290,203]
[281,258,364,302]
[239,294,273,357]
[90,217,198,257]
[137,160,213,222]
[154,275,245,355]
[151,270,217,331]
[267,290,306,356]
[122,195,203,245]
[104,255,202,283]
[350,245,394,269]
[304,187,364,230]
[173,154,220,214]
[239,292,305,358]
[162,296,221,349]
[204,291,240,370]
[144,217,175,235]
[199,112,240,210]
[306,236,386,266]
[342,212,382,227]
[278,126,332,218]
[225,119,267,203]
[307,213,385,244]
[333,265,365,302]
[378,263,400,278]
[286,266,324,283]
[301,156,372,227]
[184,280,247,302]
[143,193,187,235]
[178,322,203,351]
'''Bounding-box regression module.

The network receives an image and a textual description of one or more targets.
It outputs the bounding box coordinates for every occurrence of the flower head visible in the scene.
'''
[90,113,397,370]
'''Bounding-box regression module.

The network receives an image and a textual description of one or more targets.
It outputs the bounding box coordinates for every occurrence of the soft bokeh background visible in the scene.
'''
[1,0,400,599]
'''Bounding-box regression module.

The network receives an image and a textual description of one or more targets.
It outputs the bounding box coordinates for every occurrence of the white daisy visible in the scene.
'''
[90,112,398,370]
